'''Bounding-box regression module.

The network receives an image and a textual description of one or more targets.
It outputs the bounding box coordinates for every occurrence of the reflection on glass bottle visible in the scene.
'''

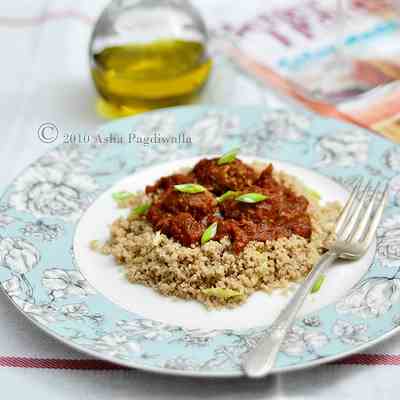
[89,0,212,118]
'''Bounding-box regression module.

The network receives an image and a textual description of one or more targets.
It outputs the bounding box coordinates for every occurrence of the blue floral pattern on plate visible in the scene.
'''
[0,105,399,377]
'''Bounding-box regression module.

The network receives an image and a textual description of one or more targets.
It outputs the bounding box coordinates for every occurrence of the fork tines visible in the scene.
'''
[336,178,389,249]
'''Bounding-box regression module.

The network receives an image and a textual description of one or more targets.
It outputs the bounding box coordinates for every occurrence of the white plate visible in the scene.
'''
[0,105,398,377]
[75,156,375,331]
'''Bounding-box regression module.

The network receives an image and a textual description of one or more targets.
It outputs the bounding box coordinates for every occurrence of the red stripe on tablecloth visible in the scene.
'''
[1,354,400,370]
[0,10,94,28]
[333,354,400,366]
[0,357,127,370]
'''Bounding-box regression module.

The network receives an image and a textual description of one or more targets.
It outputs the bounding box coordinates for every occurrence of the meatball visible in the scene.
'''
[157,188,217,221]
[285,214,312,239]
[215,218,291,254]
[145,173,194,194]
[147,209,203,246]
[279,191,309,220]
[255,164,275,188]
[165,212,204,246]
[218,182,312,249]
[215,218,258,254]
[221,184,309,222]
[219,185,281,222]
[255,164,309,218]
[192,158,256,194]
[147,202,169,229]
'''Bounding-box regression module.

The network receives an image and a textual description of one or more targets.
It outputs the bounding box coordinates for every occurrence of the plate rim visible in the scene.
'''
[2,280,400,378]
[0,104,397,378]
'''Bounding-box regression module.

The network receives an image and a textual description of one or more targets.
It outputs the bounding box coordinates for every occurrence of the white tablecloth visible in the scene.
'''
[1,1,399,398]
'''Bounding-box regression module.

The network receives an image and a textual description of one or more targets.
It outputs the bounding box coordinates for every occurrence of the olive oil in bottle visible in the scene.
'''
[89,0,212,118]
[92,39,212,118]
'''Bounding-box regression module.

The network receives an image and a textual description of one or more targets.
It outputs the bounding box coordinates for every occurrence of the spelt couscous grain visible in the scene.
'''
[97,167,341,308]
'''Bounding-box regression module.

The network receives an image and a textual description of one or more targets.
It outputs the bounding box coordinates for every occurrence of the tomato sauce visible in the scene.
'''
[145,158,312,254]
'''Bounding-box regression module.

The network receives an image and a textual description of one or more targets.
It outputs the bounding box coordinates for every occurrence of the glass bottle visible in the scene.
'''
[89,0,212,118]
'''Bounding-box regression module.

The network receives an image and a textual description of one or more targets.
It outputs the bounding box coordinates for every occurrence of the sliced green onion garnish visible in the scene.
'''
[129,203,151,218]
[112,191,134,201]
[217,147,240,165]
[174,183,206,194]
[202,287,243,299]
[305,187,321,202]
[113,191,136,208]
[235,193,268,203]
[217,190,240,203]
[89,240,101,251]
[201,222,218,245]
[311,275,325,294]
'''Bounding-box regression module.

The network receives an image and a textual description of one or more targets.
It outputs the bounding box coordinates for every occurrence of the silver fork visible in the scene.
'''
[242,178,389,378]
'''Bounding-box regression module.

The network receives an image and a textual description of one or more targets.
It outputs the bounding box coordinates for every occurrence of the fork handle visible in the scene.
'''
[242,250,338,378]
